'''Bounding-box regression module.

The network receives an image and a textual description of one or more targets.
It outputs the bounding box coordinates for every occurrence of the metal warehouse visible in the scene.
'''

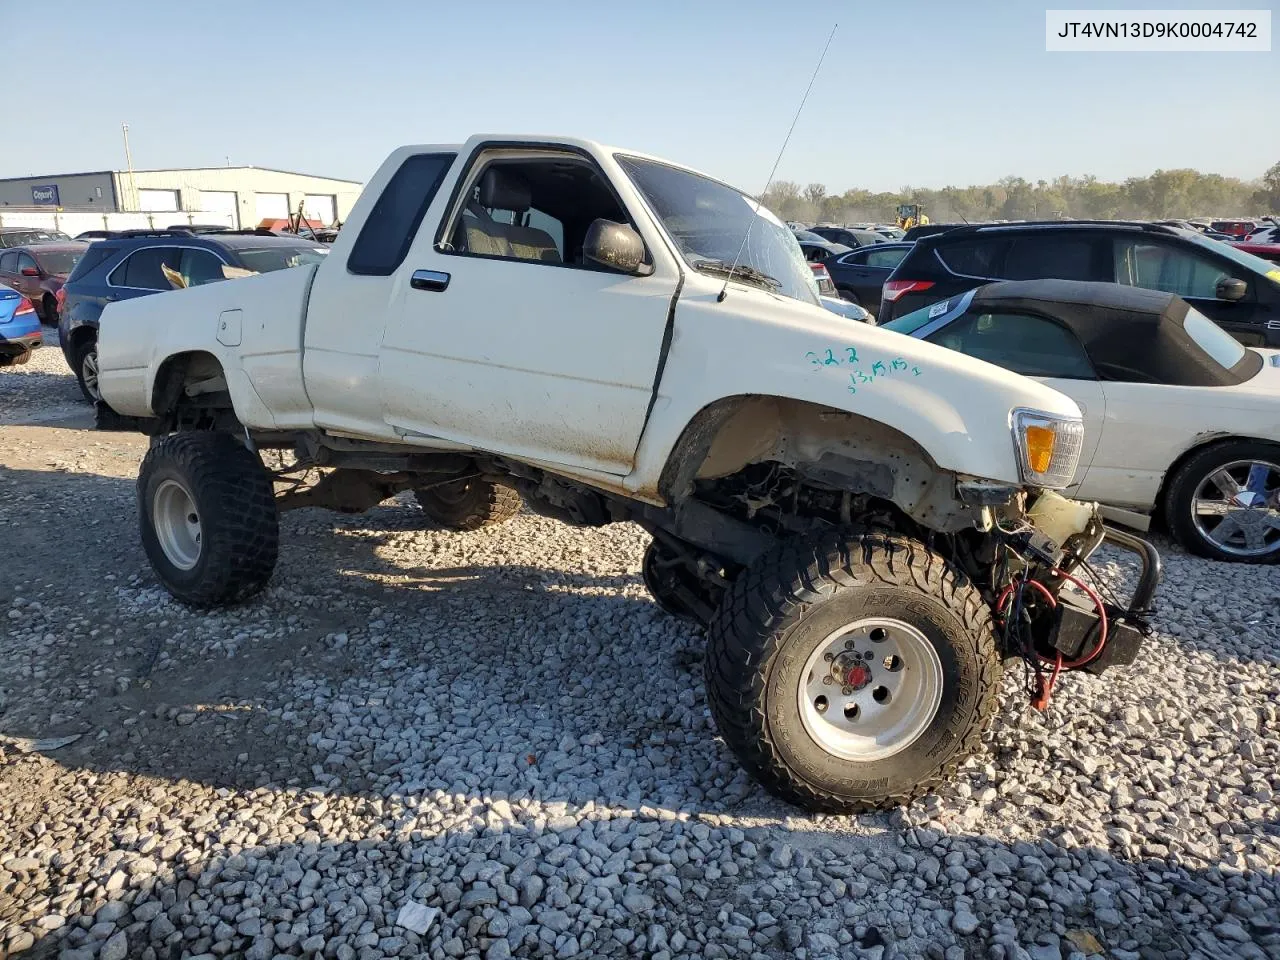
[0,166,363,230]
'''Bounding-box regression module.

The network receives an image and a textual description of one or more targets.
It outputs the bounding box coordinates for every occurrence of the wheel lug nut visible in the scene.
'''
[822,676,833,685]
[841,685,853,696]
[844,639,855,649]
[823,652,835,662]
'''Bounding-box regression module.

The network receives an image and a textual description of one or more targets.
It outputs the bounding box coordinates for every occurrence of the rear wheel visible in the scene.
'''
[1164,441,1280,563]
[73,338,100,403]
[704,531,1001,812]
[837,288,862,306]
[138,433,279,606]
[414,475,521,531]
[41,294,58,326]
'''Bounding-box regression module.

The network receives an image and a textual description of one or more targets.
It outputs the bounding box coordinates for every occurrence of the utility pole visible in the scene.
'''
[122,122,138,211]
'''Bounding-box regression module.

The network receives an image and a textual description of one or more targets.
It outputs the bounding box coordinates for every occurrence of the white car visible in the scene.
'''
[887,279,1280,562]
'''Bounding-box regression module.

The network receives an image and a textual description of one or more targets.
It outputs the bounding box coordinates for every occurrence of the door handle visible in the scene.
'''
[410,269,450,292]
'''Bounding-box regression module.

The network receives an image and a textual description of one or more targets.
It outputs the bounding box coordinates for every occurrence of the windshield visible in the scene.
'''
[235,245,329,273]
[617,155,819,306]
[34,250,83,275]
[1181,230,1280,285]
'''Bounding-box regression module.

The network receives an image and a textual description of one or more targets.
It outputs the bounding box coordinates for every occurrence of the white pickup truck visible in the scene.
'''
[96,135,1159,812]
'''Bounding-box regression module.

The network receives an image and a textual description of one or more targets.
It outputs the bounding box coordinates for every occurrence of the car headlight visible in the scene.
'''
[1010,408,1085,489]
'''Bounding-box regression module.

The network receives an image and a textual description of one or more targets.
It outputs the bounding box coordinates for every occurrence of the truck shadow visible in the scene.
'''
[11,799,1276,960]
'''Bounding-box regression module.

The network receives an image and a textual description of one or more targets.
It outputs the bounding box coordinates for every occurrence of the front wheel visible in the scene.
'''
[1163,441,1280,563]
[138,433,279,606]
[705,531,1001,813]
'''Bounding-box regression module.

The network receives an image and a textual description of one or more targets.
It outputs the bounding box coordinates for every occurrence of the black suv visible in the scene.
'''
[880,221,1280,347]
[59,230,329,401]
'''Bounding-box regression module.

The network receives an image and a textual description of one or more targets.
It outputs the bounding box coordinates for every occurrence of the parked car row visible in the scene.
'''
[878,221,1280,348]
[882,279,1280,561]
[58,230,329,400]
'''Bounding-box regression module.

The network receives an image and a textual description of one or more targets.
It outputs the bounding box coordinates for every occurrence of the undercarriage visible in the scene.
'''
[119,416,1160,814]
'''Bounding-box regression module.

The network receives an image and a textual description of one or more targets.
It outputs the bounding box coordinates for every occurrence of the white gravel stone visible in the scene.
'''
[1,355,1278,960]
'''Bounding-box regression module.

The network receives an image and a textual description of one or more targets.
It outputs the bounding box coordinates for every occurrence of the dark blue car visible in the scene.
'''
[0,284,41,367]
[60,230,328,401]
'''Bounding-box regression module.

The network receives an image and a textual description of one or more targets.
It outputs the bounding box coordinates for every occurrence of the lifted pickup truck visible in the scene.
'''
[97,135,1159,812]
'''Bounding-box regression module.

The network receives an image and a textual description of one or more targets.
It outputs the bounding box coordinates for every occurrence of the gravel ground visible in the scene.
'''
[1,334,1278,960]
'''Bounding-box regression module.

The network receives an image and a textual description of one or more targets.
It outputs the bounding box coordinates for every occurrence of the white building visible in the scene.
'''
[0,166,364,231]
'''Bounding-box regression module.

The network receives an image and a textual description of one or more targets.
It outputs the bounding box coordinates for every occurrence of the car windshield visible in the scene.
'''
[35,250,83,275]
[1183,306,1247,369]
[235,245,329,273]
[617,155,819,306]
[1181,230,1280,284]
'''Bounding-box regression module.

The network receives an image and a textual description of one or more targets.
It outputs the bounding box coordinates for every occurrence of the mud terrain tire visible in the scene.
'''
[705,530,1001,813]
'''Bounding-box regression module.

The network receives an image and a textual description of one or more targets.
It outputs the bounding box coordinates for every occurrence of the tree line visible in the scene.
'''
[763,161,1280,225]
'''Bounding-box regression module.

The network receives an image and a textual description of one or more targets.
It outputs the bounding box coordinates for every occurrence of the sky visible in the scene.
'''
[13,0,1279,194]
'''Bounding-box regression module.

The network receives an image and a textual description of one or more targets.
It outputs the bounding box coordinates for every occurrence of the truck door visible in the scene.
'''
[377,146,681,475]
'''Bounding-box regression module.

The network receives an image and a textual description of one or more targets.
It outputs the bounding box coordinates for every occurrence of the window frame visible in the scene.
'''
[107,244,227,292]
[925,307,1099,381]
[1111,236,1253,303]
[0,251,16,272]
[432,143,648,275]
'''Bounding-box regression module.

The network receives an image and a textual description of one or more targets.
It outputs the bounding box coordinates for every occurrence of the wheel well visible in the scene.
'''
[69,325,96,349]
[1153,434,1280,523]
[659,395,969,531]
[151,351,229,417]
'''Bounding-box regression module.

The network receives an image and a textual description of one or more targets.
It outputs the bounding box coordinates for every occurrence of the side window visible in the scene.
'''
[0,252,17,272]
[17,253,37,274]
[112,248,182,290]
[928,311,1095,379]
[448,156,630,270]
[865,247,908,269]
[347,152,456,276]
[936,238,1007,278]
[803,246,827,263]
[1113,240,1232,299]
[179,248,226,287]
[1002,235,1096,281]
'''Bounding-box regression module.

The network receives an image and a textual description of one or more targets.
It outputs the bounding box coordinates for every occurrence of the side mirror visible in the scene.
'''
[1216,277,1247,301]
[583,219,649,275]
[20,267,39,277]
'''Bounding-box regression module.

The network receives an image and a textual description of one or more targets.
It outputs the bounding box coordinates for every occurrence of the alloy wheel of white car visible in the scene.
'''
[1190,458,1280,558]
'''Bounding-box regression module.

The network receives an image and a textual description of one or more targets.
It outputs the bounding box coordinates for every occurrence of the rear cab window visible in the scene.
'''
[348,153,457,276]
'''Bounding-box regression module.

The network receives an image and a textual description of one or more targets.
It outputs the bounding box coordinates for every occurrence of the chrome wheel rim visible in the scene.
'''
[153,479,202,570]
[82,349,101,401]
[1191,459,1280,558]
[797,617,943,762]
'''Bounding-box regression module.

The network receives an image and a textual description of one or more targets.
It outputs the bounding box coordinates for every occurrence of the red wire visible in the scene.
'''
[1050,567,1109,669]
[995,569,1108,670]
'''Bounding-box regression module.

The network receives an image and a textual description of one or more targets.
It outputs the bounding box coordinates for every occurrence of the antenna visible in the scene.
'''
[718,23,838,303]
